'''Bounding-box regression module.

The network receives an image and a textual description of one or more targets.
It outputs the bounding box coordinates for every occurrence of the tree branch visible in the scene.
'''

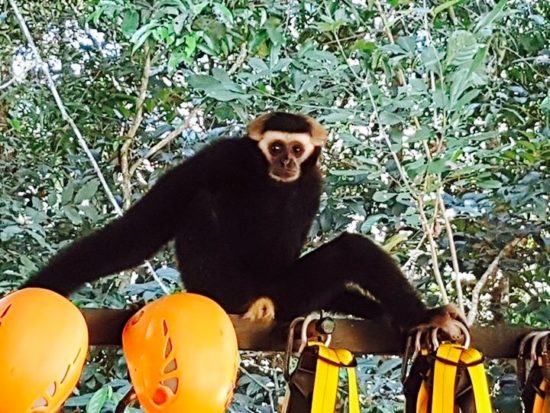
[373,0,462,307]
[121,44,151,210]
[227,42,248,75]
[467,237,524,325]
[0,76,17,90]
[129,109,197,177]
[8,0,169,294]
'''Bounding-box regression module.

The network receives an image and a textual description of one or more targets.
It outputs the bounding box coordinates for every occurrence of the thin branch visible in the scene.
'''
[363,75,449,304]
[422,0,464,312]
[227,42,248,75]
[437,192,464,312]
[129,110,197,176]
[373,0,460,306]
[467,237,523,325]
[8,0,170,295]
[0,76,17,90]
[121,43,151,210]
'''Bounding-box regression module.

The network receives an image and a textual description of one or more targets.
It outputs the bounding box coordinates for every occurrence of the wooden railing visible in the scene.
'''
[82,308,537,358]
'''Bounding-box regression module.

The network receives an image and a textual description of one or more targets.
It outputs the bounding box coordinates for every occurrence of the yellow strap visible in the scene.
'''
[416,380,429,413]
[309,343,361,413]
[461,347,493,413]
[347,366,360,413]
[534,380,550,413]
[311,346,340,413]
[432,343,463,413]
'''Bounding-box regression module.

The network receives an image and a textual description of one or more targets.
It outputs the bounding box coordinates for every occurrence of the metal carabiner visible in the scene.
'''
[283,311,335,379]
[430,319,471,349]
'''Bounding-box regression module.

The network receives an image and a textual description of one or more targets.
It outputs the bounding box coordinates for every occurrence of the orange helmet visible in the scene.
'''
[122,293,239,413]
[0,288,88,413]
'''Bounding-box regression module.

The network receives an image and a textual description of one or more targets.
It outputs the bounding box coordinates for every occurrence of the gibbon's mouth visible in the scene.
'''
[269,170,300,183]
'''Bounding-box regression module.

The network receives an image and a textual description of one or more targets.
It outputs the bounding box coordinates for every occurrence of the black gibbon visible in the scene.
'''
[22,112,461,332]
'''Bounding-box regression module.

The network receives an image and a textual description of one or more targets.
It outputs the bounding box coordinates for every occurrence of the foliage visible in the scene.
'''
[1,0,549,411]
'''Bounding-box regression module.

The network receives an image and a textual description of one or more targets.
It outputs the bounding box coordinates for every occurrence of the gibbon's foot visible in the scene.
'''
[242,297,276,322]
[419,304,469,342]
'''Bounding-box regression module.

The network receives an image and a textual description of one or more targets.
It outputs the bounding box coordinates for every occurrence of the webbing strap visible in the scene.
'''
[533,380,550,413]
[309,343,361,413]
[311,346,339,413]
[416,380,429,413]
[461,347,492,412]
[432,343,463,413]
[347,366,360,413]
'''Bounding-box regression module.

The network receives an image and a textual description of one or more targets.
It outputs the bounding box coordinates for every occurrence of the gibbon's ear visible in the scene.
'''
[305,115,328,147]
[247,114,271,141]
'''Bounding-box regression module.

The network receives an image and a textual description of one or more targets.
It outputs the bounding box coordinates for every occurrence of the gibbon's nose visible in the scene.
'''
[280,157,292,167]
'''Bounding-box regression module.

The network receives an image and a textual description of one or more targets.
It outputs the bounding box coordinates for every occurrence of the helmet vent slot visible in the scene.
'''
[60,365,71,384]
[46,382,56,397]
[164,338,173,358]
[72,348,82,364]
[162,377,179,394]
[163,359,177,374]
[0,304,12,319]
[31,397,48,409]
[129,310,144,326]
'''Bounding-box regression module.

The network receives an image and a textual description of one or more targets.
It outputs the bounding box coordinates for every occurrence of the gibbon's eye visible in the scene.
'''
[291,144,304,156]
[269,141,284,156]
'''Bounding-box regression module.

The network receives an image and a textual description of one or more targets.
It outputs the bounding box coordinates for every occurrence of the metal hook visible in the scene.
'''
[284,316,305,380]
[519,331,541,360]
[430,319,471,349]
[299,312,321,354]
[530,331,550,361]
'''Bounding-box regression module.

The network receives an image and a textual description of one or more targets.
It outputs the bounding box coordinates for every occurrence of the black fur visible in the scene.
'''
[23,117,433,329]
[261,112,312,134]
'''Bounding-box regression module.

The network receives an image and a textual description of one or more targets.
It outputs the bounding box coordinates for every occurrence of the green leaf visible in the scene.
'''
[86,386,112,413]
[121,8,139,38]
[206,89,247,102]
[188,74,219,91]
[433,0,463,18]
[249,57,269,73]
[449,69,470,108]
[427,159,448,174]
[446,30,479,67]
[361,214,387,232]
[62,183,75,204]
[410,78,427,92]
[75,180,100,204]
[373,191,396,203]
[64,206,83,225]
[320,110,353,123]
[130,21,158,52]
[420,46,441,75]
[213,3,233,25]
[379,111,404,125]
[383,232,409,252]
[168,51,187,72]
[477,179,502,189]
[539,92,550,114]
[410,127,431,143]
[0,226,24,241]
[266,24,283,46]
[474,0,508,34]
[173,13,186,35]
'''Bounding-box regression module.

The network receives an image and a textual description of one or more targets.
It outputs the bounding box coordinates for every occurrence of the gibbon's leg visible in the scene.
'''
[269,233,443,330]
[326,290,385,319]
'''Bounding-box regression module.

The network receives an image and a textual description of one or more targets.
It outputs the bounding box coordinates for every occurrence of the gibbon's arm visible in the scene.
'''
[23,140,242,296]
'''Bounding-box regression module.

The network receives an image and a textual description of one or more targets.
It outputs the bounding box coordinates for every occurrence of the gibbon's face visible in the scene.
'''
[258,131,315,182]
[247,112,328,183]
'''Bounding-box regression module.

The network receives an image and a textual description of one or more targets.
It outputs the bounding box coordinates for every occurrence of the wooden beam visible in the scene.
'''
[81,308,537,359]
